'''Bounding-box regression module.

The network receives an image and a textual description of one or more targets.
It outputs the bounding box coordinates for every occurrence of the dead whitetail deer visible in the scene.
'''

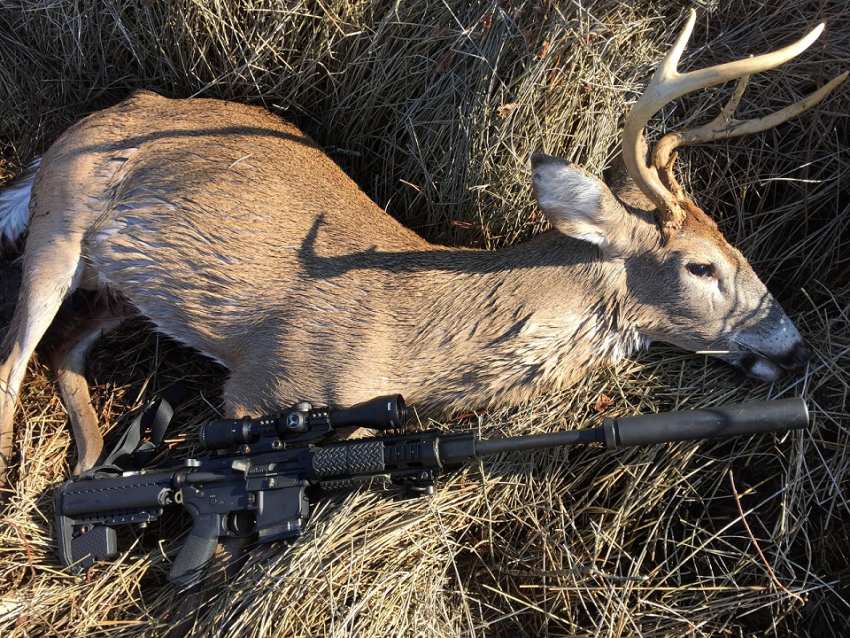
[0,11,844,484]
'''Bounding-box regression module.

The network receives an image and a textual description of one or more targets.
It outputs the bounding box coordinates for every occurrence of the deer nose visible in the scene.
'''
[779,341,810,371]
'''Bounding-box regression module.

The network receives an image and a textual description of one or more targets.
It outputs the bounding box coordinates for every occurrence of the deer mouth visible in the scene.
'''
[728,351,785,382]
[719,341,810,382]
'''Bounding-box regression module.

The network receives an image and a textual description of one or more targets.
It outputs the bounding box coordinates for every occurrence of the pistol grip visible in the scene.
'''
[168,510,221,589]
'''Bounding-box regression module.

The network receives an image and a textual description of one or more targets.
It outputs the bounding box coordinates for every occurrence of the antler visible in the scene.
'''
[622,9,846,227]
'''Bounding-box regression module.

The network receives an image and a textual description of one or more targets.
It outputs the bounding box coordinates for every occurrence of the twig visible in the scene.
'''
[0,518,36,579]
[728,470,804,604]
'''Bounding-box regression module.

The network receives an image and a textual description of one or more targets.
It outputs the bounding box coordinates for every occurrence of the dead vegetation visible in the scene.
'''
[0,0,848,636]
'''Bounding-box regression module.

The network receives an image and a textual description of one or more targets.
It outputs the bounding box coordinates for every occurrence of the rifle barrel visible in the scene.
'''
[473,428,602,457]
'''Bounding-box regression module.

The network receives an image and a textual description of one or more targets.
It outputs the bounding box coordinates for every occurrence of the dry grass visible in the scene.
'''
[1,0,848,636]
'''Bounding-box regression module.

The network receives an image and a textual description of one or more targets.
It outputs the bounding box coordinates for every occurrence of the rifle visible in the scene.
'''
[56,395,809,589]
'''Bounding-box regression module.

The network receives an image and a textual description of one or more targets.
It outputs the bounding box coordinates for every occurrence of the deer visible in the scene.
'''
[0,10,844,487]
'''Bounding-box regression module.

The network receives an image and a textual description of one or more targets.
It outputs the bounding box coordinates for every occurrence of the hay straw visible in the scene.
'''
[1,0,848,636]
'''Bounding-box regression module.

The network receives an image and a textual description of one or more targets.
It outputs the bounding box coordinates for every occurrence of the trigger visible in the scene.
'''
[226,510,257,535]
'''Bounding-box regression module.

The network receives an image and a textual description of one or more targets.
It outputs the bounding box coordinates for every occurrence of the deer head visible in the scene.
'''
[533,10,845,382]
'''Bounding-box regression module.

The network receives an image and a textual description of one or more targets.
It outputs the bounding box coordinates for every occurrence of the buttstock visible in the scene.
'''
[56,517,118,573]
[56,474,171,572]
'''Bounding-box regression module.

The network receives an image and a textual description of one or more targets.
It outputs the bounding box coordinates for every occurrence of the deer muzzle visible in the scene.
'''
[721,315,809,382]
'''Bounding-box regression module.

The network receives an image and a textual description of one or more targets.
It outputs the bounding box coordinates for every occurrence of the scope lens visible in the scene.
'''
[328,394,407,430]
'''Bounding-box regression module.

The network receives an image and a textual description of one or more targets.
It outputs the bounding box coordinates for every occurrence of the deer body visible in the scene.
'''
[2,12,839,479]
[14,91,643,416]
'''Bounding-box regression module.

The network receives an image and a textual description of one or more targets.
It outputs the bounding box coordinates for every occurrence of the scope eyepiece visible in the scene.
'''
[200,414,285,451]
[200,417,257,451]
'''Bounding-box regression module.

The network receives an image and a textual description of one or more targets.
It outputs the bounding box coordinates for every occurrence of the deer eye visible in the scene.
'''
[687,263,715,278]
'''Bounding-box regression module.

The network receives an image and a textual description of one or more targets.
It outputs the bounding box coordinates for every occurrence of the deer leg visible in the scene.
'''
[50,296,130,475]
[0,250,83,491]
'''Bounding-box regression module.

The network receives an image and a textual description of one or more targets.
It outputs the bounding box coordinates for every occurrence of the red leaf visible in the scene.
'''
[594,394,615,412]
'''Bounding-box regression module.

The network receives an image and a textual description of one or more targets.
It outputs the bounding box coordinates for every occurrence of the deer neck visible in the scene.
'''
[398,232,646,414]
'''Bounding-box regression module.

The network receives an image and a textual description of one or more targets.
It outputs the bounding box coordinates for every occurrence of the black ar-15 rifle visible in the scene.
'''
[56,395,809,589]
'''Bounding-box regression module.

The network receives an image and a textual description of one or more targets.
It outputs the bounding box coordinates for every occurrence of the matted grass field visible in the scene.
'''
[1,1,848,636]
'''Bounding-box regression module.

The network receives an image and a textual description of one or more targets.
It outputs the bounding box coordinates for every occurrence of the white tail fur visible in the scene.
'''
[0,159,40,242]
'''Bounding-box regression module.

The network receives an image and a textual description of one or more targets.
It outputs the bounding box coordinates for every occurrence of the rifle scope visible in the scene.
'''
[200,394,406,451]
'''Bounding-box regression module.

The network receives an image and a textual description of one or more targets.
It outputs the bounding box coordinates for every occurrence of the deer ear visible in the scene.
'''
[531,154,626,251]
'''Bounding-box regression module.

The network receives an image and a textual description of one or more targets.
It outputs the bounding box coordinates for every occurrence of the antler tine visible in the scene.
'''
[623,9,831,227]
[654,71,848,199]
